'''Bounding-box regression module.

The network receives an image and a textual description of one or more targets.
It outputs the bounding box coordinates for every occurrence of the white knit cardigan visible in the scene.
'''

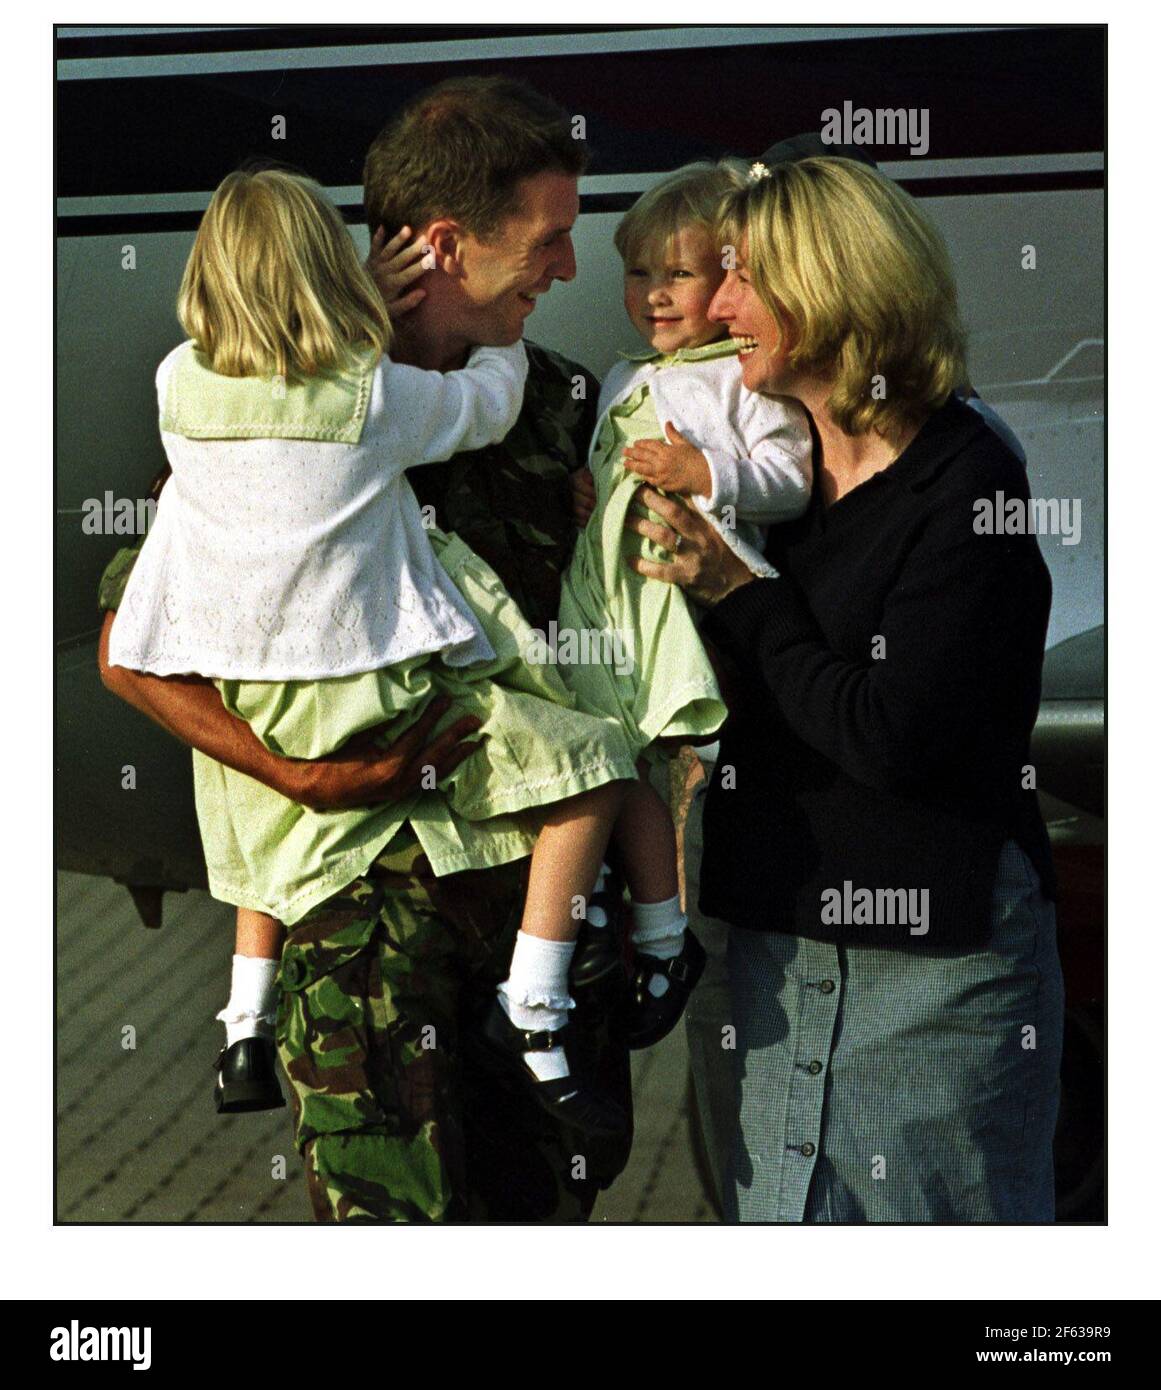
[108,340,528,680]
[594,350,813,576]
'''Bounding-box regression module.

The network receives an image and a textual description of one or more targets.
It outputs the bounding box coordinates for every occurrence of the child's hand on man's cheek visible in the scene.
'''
[365,225,431,319]
[621,422,712,498]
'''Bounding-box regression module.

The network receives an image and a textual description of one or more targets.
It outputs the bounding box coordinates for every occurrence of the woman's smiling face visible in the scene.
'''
[623,223,726,353]
[708,234,794,393]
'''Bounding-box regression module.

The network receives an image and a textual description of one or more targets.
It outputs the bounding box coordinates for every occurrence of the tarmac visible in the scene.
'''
[55,868,716,1224]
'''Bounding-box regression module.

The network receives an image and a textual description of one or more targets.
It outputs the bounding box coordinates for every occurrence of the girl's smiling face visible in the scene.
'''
[623,223,727,354]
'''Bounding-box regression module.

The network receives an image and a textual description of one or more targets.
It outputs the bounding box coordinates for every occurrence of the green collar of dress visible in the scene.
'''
[617,337,742,368]
[161,341,378,443]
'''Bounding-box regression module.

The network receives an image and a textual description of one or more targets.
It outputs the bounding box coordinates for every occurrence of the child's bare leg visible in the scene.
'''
[234,906,285,959]
[616,762,680,906]
[499,780,628,1082]
[519,780,628,941]
[218,907,285,1047]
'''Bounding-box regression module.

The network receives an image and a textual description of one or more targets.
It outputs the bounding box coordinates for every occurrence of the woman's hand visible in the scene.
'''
[569,467,597,527]
[292,695,482,811]
[624,484,756,608]
[621,422,712,497]
[366,225,432,319]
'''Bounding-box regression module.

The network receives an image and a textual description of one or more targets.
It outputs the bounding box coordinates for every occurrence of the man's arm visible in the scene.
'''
[98,610,482,811]
[99,610,301,792]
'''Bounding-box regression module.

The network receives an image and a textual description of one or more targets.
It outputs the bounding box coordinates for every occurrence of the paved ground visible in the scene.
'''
[55,869,716,1224]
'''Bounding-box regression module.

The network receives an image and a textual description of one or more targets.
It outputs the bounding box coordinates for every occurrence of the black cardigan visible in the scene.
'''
[699,395,1056,950]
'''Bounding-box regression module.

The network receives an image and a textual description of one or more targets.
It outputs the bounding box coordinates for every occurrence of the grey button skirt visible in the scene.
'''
[722,839,1065,1222]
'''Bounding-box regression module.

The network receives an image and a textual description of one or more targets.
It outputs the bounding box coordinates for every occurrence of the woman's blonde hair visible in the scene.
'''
[178,166,391,378]
[614,159,749,265]
[720,157,966,438]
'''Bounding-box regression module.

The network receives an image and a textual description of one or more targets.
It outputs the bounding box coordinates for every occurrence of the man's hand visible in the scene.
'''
[621,422,712,497]
[366,225,432,319]
[623,484,754,608]
[569,466,597,527]
[293,696,483,811]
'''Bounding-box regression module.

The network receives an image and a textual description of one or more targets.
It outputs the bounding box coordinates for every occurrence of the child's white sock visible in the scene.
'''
[497,931,576,1082]
[216,954,280,1048]
[585,863,614,928]
[631,895,687,998]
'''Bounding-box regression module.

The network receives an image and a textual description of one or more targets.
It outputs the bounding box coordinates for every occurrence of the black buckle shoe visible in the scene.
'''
[477,997,629,1141]
[627,929,707,1051]
[214,1037,286,1114]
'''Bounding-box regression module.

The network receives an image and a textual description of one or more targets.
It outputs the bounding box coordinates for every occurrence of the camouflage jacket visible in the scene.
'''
[99,339,598,631]
[407,340,597,632]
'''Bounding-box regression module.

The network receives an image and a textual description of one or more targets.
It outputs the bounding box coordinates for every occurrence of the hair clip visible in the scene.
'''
[747,161,772,183]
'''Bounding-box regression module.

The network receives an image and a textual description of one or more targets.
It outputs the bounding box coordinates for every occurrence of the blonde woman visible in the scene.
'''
[626,156,1064,1222]
[106,165,685,1140]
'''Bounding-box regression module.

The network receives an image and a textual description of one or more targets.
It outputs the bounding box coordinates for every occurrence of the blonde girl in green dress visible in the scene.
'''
[557,162,813,1045]
[107,166,677,1138]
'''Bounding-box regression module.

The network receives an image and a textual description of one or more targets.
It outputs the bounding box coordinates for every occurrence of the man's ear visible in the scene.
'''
[424,220,465,278]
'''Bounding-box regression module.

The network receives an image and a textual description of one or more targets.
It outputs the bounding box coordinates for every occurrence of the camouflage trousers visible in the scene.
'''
[275,833,634,1222]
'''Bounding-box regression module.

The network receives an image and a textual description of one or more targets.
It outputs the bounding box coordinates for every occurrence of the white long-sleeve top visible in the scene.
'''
[594,346,813,573]
[108,340,528,680]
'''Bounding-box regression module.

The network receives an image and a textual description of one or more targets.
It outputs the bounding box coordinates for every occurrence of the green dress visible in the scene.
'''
[199,528,639,924]
[557,350,729,761]
[150,349,638,925]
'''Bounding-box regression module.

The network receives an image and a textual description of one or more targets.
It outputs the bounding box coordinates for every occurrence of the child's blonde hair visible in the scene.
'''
[719,157,966,439]
[178,166,391,379]
[613,159,749,265]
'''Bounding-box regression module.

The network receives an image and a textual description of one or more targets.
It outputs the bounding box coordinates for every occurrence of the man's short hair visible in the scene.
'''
[363,76,588,242]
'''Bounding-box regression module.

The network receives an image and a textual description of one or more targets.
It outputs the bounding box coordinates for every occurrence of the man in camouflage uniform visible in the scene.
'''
[270,335,631,1223]
[98,76,634,1221]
